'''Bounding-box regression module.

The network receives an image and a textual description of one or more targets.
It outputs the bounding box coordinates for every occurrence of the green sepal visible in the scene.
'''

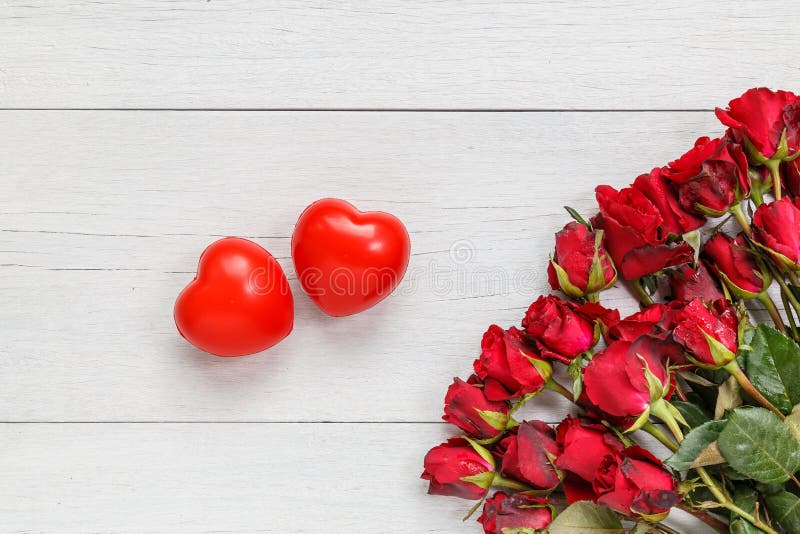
[551,260,585,299]
[527,355,553,384]
[564,206,592,230]
[463,436,496,470]
[475,408,510,431]
[460,470,495,489]
[696,330,737,368]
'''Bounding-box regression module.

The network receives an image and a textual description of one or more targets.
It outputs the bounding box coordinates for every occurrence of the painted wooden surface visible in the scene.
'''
[1,1,799,109]
[1,1,786,532]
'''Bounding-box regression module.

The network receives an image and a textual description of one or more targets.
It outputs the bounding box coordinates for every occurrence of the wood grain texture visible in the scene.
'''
[0,423,713,533]
[1,0,798,109]
[0,109,737,422]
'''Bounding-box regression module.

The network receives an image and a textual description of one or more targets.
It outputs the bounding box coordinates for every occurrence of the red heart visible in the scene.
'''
[174,237,294,356]
[292,198,411,316]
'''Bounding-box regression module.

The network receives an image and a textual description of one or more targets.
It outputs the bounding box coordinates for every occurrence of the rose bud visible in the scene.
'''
[702,233,770,299]
[662,136,750,216]
[478,492,554,534]
[716,88,800,164]
[752,197,800,270]
[594,446,681,522]
[632,167,705,234]
[668,263,726,304]
[421,438,495,500]
[443,377,509,440]
[665,298,738,368]
[592,184,695,280]
[606,304,667,343]
[521,296,599,363]
[547,221,617,299]
[583,337,683,432]
[494,420,561,491]
[554,416,625,503]
[473,325,552,401]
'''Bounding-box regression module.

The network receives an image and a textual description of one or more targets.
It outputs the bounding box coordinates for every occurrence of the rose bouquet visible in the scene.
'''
[422,88,800,534]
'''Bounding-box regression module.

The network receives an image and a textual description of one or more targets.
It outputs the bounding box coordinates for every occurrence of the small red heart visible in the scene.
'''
[174,237,294,356]
[292,198,411,316]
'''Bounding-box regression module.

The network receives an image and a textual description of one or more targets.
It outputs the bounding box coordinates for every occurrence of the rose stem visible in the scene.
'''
[766,262,800,322]
[654,523,681,534]
[723,360,785,419]
[766,159,782,201]
[757,292,788,334]
[786,268,800,288]
[780,289,800,341]
[641,422,678,452]
[676,504,729,534]
[646,418,780,533]
[729,202,753,238]
[543,378,574,402]
[695,466,779,534]
[627,278,654,306]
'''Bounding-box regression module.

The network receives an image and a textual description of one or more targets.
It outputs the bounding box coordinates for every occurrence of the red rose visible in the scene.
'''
[594,446,681,521]
[785,159,800,198]
[716,88,800,161]
[443,377,509,440]
[473,325,551,401]
[554,416,625,503]
[607,304,667,343]
[702,233,768,298]
[583,338,671,420]
[592,184,695,280]
[495,420,561,490]
[547,221,617,298]
[521,296,598,363]
[478,492,554,534]
[668,263,726,304]
[752,197,800,270]
[665,298,738,368]
[662,136,750,216]
[632,167,705,234]
[421,438,494,500]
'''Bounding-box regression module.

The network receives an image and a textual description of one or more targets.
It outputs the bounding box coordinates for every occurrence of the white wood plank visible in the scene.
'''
[1,1,798,109]
[0,110,743,422]
[0,422,715,533]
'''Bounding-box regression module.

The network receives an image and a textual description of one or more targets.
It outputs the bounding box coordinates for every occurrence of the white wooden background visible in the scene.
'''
[2,2,798,532]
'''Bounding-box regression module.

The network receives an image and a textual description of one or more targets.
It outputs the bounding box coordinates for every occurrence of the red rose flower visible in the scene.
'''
[583,338,672,421]
[662,136,750,216]
[716,87,800,161]
[478,492,554,534]
[668,263,726,304]
[665,298,738,368]
[702,233,768,298]
[785,159,800,198]
[443,377,509,440]
[473,325,551,401]
[752,197,800,270]
[522,296,598,363]
[547,221,617,298]
[592,184,695,280]
[594,446,681,521]
[607,304,667,343]
[554,416,625,503]
[495,420,561,490]
[632,167,705,234]
[421,438,494,500]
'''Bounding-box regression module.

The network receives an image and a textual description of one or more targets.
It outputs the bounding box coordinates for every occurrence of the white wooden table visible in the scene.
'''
[2,2,798,532]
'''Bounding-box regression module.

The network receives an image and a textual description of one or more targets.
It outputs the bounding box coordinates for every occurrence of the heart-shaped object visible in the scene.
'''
[292,198,411,316]
[174,237,294,356]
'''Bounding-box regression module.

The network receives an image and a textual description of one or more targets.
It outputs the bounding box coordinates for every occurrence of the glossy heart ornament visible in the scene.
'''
[174,237,294,356]
[292,198,411,316]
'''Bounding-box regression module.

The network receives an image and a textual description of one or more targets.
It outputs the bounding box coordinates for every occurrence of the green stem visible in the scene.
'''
[729,202,753,238]
[758,292,788,334]
[649,399,685,442]
[696,465,780,534]
[676,503,729,534]
[491,473,532,491]
[628,278,654,306]
[751,182,765,206]
[724,360,785,419]
[768,263,800,320]
[642,422,678,452]
[780,288,800,341]
[786,268,800,288]
[543,378,574,402]
[766,159,782,201]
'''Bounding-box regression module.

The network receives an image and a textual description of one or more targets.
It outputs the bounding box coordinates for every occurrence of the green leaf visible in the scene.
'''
[741,324,800,414]
[672,400,712,429]
[787,404,800,445]
[548,501,624,533]
[730,486,764,534]
[717,407,800,483]
[765,490,800,533]
[666,420,726,470]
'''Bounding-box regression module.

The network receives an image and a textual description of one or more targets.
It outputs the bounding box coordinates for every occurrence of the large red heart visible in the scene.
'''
[292,198,411,316]
[174,237,294,356]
